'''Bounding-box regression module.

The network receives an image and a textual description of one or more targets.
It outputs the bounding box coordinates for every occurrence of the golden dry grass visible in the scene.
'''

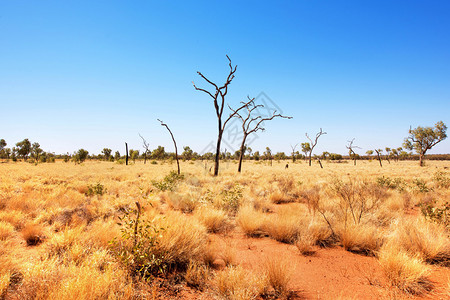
[0,159,448,298]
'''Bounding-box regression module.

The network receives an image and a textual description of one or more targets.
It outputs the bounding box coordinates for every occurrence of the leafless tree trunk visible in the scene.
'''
[374,149,383,167]
[139,134,150,164]
[318,158,323,169]
[158,119,180,175]
[125,142,128,165]
[346,139,360,166]
[193,55,251,176]
[306,128,327,166]
[230,98,291,173]
[291,144,298,163]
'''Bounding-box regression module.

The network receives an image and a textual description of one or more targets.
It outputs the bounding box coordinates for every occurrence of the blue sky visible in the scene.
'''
[1,1,449,156]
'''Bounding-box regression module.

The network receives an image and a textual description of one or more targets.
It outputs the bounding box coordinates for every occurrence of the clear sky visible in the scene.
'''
[1,1,449,156]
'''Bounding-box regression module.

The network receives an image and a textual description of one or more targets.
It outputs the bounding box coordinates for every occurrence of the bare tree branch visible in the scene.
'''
[158,119,181,175]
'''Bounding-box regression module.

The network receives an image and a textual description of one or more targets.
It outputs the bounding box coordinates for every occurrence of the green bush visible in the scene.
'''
[152,171,184,191]
[420,201,450,228]
[412,178,432,193]
[433,171,449,189]
[86,183,106,196]
[110,203,166,278]
[220,184,243,213]
[376,176,407,192]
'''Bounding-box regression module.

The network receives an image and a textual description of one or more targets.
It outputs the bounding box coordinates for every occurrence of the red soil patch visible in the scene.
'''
[208,230,450,299]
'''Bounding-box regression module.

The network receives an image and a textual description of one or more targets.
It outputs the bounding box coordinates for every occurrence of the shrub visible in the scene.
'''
[433,171,449,188]
[220,184,243,213]
[420,200,450,228]
[152,171,184,191]
[86,183,106,196]
[376,176,407,192]
[110,203,166,278]
[412,178,432,193]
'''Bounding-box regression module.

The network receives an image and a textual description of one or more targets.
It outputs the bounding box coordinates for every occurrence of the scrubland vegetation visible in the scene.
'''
[1,159,450,299]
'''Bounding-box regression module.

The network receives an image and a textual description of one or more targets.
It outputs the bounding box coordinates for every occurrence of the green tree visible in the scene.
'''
[74,149,89,164]
[0,139,6,151]
[114,151,121,161]
[130,150,139,163]
[31,142,43,162]
[0,139,7,159]
[403,121,447,166]
[264,147,272,166]
[253,151,260,161]
[152,146,166,160]
[301,142,311,162]
[182,146,193,161]
[16,139,31,161]
[102,148,112,161]
[4,148,11,159]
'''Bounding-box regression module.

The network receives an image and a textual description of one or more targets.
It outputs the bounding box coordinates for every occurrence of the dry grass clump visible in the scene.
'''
[184,260,210,290]
[388,218,450,265]
[263,255,293,297]
[219,241,237,266]
[338,223,382,255]
[300,186,321,214]
[263,205,307,243]
[0,221,15,241]
[194,206,232,234]
[0,210,27,229]
[154,211,208,270]
[237,205,267,237]
[295,233,316,256]
[378,245,432,295]
[14,255,134,300]
[21,223,45,246]
[161,191,197,213]
[269,191,293,204]
[215,265,267,300]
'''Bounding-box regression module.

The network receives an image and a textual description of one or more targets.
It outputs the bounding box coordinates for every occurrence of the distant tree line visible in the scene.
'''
[3,137,448,164]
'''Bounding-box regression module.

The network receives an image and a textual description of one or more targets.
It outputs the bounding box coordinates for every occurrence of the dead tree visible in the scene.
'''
[230,97,292,172]
[138,134,150,164]
[125,142,128,165]
[158,119,180,175]
[290,143,298,163]
[374,149,383,167]
[346,139,360,166]
[193,55,252,176]
[305,128,327,166]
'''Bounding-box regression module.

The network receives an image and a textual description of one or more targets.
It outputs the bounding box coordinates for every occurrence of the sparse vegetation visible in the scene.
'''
[1,160,449,299]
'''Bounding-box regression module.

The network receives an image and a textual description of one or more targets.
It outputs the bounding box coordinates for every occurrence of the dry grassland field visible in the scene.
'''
[1,159,450,299]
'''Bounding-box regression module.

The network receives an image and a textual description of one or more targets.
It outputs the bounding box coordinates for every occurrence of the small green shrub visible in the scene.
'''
[152,171,184,191]
[412,179,432,193]
[421,201,450,228]
[151,160,158,165]
[433,171,449,189]
[86,183,106,196]
[110,203,166,279]
[220,184,243,213]
[376,176,407,191]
